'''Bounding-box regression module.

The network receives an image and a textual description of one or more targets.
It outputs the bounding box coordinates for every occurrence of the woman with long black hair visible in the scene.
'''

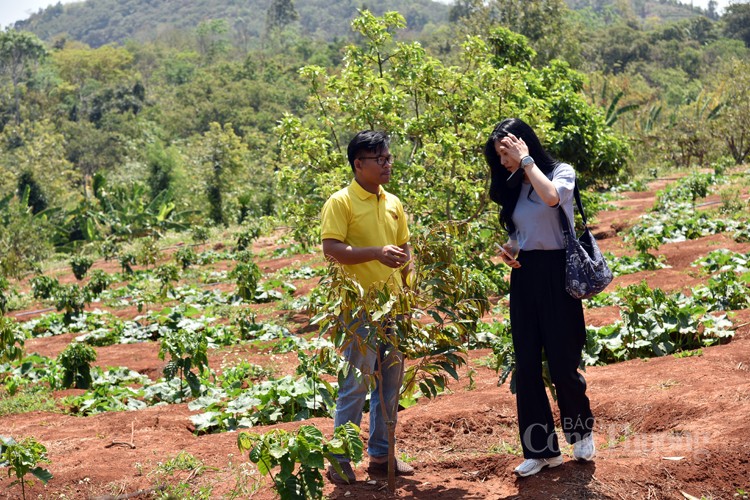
[485,118,595,477]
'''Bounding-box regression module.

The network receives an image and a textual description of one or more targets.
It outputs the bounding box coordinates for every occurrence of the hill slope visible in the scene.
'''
[14,0,450,47]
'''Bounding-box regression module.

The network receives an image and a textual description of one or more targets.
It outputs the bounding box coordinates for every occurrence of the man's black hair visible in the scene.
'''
[347,130,390,173]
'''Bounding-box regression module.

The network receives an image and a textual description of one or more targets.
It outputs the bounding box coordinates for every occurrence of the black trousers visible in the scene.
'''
[510,249,594,458]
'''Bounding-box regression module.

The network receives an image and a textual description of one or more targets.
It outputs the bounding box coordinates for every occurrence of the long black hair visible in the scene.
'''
[484,118,560,234]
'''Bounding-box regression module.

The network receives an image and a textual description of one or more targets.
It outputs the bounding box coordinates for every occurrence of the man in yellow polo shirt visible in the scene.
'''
[321,130,413,484]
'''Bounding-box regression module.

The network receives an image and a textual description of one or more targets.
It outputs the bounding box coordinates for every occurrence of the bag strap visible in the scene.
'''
[573,182,588,227]
[558,181,588,236]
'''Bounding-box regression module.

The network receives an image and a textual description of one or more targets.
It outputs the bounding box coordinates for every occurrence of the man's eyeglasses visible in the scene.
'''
[359,155,394,166]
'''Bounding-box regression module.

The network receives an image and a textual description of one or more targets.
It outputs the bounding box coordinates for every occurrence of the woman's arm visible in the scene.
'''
[499,133,559,207]
[524,162,560,207]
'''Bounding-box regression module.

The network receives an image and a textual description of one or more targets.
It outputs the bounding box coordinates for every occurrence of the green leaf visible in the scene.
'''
[30,466,53,484]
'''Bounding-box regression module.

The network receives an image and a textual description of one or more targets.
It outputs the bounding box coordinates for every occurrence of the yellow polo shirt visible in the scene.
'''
[321,180,410,290]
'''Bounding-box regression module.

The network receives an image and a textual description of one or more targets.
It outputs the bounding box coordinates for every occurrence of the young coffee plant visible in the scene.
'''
[0,316,24,363]
[229,261,262,302]
[118,251,137,274]
[190,225,210,245]
[135,237,161,269]
[159,326,209,398]
[30,275,60,300]
[154,263,180,299]
[0,435,53,500]
[57,342,97,389]
[70,254,94,280]
[0,276,8,314]
[53,284,90,322]
[175,246,197,270]
[236,226,261,251]
[237,423,362,500]
[97,237,120,262]
[85,269,113,296]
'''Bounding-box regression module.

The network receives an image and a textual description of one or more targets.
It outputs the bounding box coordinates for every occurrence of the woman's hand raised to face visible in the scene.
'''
[499,133,530,168]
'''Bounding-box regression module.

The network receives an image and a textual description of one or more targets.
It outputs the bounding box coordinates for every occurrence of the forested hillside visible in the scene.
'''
[15,0,450,47]
[15,0,721,49]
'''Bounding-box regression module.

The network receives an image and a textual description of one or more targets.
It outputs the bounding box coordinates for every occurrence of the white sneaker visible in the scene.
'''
[513,455,563,477]
[573,433,596,461]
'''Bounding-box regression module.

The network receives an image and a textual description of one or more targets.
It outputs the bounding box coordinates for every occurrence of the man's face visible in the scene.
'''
[355,148,394,188]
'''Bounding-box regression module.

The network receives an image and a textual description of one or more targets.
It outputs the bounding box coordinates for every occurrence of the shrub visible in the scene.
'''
[174,246,197,270]
[229,262,262,301]
[30,276,60,300]
[70,255,94,280]
[119,252,137,274]
[53,284,89,322]
[57,342,97,389]
[0,316,24,362]
[86,270,112,296]
[190,226,210,245]
[237,423,363,500]
[0,435,53,500]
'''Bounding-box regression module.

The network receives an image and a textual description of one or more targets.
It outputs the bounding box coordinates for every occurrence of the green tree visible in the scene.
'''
[196,20,230,60]
[198,122,249,225]
[592,20,650,74]
[146,141,181,201]
[0,119,74,208]
[0,194,53,279]
[713,58,750,164]
[266,0,300,34]
[0,29,48,124]
[16,171,47,214]
[451,0,576,64]
[278,11,627,247]
[723,3,750,48]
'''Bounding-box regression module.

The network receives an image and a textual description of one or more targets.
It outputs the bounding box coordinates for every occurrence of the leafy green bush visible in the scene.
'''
[190,226,210,245]
[237,423,362,500]
[191,374,338,433]
[174,246,197,270]
[236,226,261,251]
[0,316,24,363]
[70,254,94,280]
[0,196,53,279]
[119,251,137,274]
[97,238,120,262]
[154,263,180,299]
[135,237,160,268]
[693,271,750,311]
[0,276,8,314]
[30,276,60,300]
[53,284,90,322]
[159,325,209,398]
[0,435,53,500]
[586,281,734,363]
[85,269,113,296]
[229,262,262,301]
[57,342,97,389]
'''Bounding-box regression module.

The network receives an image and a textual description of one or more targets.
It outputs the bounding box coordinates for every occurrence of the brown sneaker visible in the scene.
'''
[327,461,356,484]
[367,458,415,478]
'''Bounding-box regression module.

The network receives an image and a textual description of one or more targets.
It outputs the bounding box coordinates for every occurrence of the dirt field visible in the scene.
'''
[2,176,750,500]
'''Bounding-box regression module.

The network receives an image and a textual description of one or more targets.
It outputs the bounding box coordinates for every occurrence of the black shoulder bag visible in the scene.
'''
[558,183,613,300]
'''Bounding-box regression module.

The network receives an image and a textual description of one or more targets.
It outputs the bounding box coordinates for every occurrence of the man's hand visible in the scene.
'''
[378,244,409,268]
